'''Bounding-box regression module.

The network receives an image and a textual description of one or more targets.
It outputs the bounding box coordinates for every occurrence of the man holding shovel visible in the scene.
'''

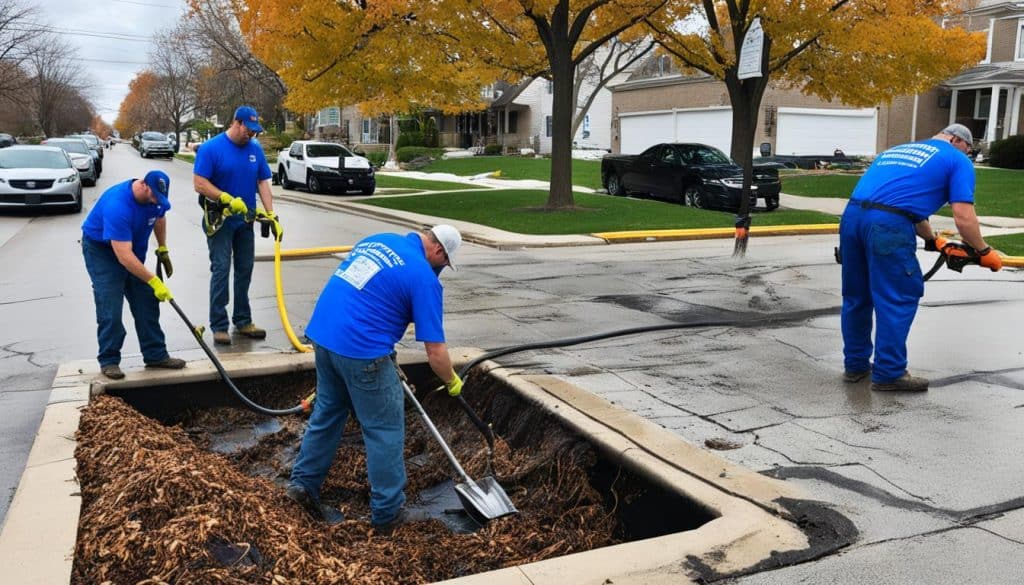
[287,225,464,532]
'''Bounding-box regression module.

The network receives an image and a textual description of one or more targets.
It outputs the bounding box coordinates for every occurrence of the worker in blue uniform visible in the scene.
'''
[286,225,464,533]
[81,170,186,379]
[840,124,1002,392]
[193,105,277,346]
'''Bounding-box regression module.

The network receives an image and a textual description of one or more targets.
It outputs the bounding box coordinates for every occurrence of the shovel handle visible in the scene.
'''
[400,379,474,485]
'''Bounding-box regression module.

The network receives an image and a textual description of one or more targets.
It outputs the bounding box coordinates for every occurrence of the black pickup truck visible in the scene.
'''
[601,143,781,211]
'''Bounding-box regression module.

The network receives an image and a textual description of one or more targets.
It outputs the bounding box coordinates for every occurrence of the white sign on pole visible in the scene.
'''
[737,17,764,80]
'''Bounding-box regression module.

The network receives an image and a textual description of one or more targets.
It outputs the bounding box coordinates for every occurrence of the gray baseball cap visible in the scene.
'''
[941,123,973,145]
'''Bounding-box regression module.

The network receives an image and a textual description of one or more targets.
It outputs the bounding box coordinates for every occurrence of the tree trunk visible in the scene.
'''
[546,47,576,209]
[726,36,771,230]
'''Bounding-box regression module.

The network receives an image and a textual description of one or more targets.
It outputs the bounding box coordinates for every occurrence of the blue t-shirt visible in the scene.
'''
[850,139,975,219]
[193,132,272,226]
[81,179,168,260]
[306,233,446,359]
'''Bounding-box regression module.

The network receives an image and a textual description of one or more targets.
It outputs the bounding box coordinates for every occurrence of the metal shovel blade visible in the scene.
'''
[454,475,518,525]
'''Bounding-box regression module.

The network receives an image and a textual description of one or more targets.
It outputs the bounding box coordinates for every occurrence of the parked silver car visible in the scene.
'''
[137,131,175,159]
[0,146,83,213]
[42,138,97,186]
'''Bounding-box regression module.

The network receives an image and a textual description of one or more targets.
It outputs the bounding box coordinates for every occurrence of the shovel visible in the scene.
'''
[400,379,518,525]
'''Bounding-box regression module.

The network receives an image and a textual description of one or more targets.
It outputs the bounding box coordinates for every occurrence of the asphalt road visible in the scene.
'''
[2,145,1023,581]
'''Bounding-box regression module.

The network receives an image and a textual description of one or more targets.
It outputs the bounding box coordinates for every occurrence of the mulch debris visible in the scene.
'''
[73,387,622,584]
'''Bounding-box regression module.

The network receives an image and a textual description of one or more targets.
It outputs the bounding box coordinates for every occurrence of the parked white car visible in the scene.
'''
[0,145,83,213]
[276,141,375,195]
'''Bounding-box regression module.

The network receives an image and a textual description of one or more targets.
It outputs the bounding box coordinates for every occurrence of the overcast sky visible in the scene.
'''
[36,0,190,124]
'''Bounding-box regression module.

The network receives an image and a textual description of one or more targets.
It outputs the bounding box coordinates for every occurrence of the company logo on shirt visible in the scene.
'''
[249,154,256,163]
[876,143,938,169]
[148,217,156,226]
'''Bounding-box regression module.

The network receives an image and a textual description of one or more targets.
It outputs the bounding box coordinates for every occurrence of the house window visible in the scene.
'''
[545,115,552,137]
[582,114,591,139]
[975,90,991,119]
[1017,19,1024,60]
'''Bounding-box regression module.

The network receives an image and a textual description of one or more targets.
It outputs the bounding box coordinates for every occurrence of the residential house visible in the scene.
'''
[610,3,1024,158]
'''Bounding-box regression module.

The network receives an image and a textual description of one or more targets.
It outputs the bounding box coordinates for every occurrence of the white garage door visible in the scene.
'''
[673,108,732,153]
[620,112,674,154]
[619,107,732,154]
[776,107,877,156]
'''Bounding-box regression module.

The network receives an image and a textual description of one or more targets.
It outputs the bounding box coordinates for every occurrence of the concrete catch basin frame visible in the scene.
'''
[0,349,852,584]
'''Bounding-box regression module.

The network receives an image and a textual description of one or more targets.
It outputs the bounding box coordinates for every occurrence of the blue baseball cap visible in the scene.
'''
[143,170,171,209]
[234,105,264,133]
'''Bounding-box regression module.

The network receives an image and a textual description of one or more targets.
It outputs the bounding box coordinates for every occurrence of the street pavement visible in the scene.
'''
[1,147,1022,582]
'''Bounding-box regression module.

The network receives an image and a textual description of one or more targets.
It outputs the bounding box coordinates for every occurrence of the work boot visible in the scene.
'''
[213,331,231,345]
[100,364,125,380]
[286,484,345,525]
[871,372,929,392]
[145,357,186,369]
[237,323,266,339]
[842,369,870,383]
[372,507,432,535]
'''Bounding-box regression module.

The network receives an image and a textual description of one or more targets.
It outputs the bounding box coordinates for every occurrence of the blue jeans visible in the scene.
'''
[82,237,169,367]
[206,220,255,332]
[840,204,924,383]
[290,345,407,525]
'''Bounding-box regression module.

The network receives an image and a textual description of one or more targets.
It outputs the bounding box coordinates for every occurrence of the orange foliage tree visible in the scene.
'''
[115,71,161,138]
[644,0,986,250]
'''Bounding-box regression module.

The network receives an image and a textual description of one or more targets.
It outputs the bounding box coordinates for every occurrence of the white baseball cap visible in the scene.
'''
[430,224,462,270]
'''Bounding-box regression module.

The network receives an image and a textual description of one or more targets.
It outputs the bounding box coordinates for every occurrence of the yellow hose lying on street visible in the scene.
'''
[272,239,352,353]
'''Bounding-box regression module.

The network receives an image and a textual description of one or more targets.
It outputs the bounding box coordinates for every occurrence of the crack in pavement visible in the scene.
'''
[0,293,62,306]
[930,367,1024,390]
[0,344,47,368]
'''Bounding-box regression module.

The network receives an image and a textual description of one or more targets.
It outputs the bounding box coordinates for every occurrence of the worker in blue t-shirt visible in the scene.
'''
[286,225,464,533]
[193,105,278,346]
[840,124,1001,393]
[81,170,185,379]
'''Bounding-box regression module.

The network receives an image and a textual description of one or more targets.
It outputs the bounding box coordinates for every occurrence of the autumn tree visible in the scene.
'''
[150,25,199,152]
[644,0,986,251]
[572,36,654,139]
[115,71,162,138]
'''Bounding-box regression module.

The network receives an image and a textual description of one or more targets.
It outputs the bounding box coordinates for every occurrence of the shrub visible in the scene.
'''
[484,144,502,155]
[396,131,425,149]
[987,135,1024,169]
[365,150,388,167]
[396,146,444,163]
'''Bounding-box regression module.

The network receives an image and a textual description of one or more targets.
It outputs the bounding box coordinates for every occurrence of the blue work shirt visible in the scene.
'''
[81,179,168,261]
[193,132,272,226]
[306,233,446,359]
[850,139,975,219]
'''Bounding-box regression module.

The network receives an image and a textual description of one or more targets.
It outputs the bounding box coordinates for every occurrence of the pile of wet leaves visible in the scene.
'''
[72,385,621,584]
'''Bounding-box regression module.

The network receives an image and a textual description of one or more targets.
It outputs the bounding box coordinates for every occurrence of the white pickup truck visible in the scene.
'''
[275,140,376,195]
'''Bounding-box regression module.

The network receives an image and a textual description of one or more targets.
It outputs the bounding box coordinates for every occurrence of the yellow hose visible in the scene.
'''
[273,241,352,353]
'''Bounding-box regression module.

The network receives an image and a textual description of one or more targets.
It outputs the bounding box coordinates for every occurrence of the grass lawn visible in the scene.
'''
[781,167,1024,218]
[360,190,837,234]
[374,174,477,191]
[986,232,1024,256]
[418,157,603,190]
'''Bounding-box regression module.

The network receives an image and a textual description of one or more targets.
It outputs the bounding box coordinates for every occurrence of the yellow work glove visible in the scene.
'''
[219,192,248,215]
[446,372,463,397]
[257,209,284,241]
[146,276,173,302]
[155,245,173,278]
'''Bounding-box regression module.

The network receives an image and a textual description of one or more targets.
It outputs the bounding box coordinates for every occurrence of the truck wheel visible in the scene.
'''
[279,166,292,189]
[684,186,706,209]
[607,174,625,196]
[766,198,779,211]
[361,186,375,195]
[307,173,322,194]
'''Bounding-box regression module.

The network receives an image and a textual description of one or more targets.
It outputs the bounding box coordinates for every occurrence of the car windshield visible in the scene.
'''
[48,140,90,155]
[141,132,166,141]
[306,144,352,158]
[69,135,99,146]
[0,149,70,169]
[679,145,733,165]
